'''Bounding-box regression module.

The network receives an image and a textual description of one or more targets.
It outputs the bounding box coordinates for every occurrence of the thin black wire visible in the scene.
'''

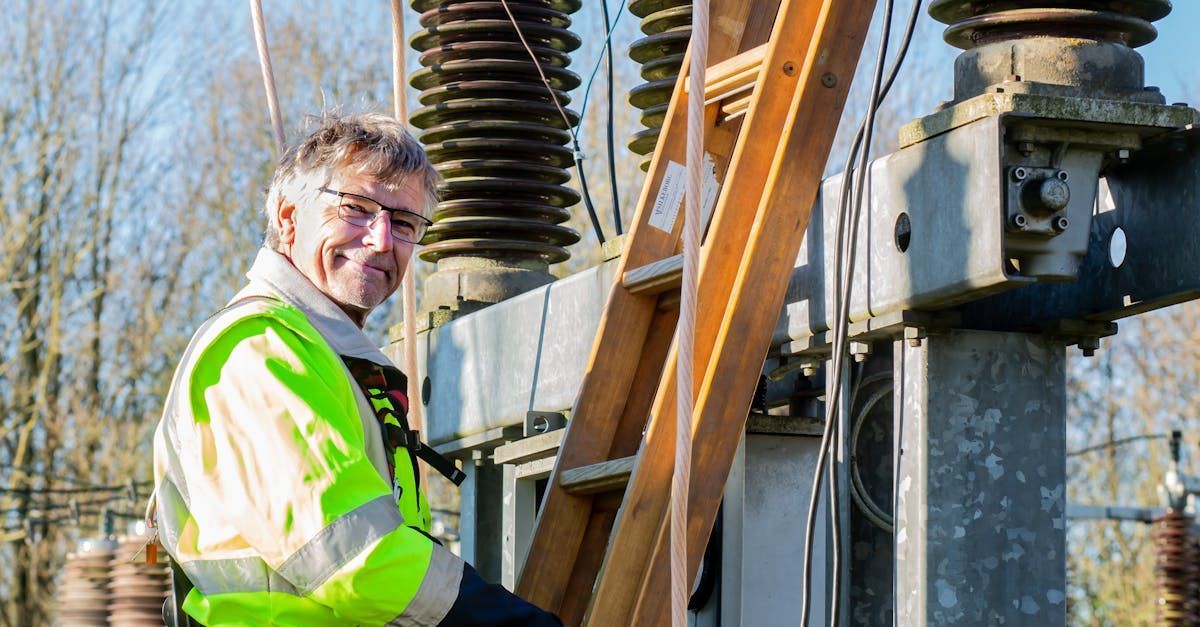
[601,0,623,235]
[0,494,129,516]
[1,509,140,535]
[498,0,607,245]
[0,481,151,496]
[799,0,921,623]
[4,465,107,488]
[1067,433,1170,457]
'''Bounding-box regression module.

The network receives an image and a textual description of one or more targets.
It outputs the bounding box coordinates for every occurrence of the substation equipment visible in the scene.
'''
[391,0,1200,624]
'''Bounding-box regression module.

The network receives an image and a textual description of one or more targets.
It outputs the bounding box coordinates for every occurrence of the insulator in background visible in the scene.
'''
[106,534,170,626]
[627,0,691,171]
[57,538,116,627]
[1152,509,1200,626]
[409,0,584,312]
[928,0,1173,103]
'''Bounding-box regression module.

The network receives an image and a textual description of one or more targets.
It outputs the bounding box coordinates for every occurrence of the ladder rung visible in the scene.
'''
[560,456,637,495]
[686,43,768,105]
[623,253,683,296]
[721,94,752,120]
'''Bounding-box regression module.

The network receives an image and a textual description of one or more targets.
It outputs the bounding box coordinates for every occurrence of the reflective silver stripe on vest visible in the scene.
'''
[160,474,405,597]
[385,544,463,626]
[276,494,403,595]
[183,556,301,596]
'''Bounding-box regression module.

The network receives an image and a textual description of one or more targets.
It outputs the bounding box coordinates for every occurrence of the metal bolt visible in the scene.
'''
[801,362,819,378]
[783,61,796,76]
[1034,178,1071,212]
[1116,148,1131,163]
[1012,167,1028,181]
[1017,141,1036,156]
[904,326,926,348]
[820,72,837,88]
[1078,336,1100,357]
[1011,213,1029,229]
[850,341,872,363]
[1054,215,1070,232]
[1056,170,1069,182]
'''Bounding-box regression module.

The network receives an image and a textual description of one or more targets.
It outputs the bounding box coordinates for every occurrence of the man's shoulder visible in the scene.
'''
[183,297,330,371]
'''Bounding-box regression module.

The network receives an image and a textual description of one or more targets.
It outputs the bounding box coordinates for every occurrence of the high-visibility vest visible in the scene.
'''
[152,296,461,625]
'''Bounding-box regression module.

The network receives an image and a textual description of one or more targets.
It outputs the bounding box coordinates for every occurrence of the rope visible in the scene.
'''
[673,1,708,625]
[249,0,286,155]
[390,0,428,494]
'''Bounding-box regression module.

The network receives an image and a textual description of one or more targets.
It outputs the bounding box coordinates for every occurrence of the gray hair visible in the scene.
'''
[263,112,441,249]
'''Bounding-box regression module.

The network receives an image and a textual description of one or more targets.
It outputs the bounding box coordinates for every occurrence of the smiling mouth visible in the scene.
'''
[337,255,392,278]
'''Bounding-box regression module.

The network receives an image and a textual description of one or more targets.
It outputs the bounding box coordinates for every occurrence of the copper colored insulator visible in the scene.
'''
[1153,510,1200,626]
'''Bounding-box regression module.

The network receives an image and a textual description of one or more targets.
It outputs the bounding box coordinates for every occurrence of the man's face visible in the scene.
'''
[280,171,425,326]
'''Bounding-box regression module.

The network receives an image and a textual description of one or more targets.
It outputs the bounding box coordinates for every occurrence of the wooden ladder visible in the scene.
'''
[516,0,874,624]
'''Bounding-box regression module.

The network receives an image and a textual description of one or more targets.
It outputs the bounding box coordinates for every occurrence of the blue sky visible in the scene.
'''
[1140,2,1200,102]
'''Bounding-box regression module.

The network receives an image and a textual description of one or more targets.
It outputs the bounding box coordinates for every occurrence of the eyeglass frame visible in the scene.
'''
[318,186,433,244]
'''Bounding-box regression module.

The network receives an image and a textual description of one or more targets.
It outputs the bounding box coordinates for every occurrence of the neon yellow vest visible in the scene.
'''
[152,297,460,625]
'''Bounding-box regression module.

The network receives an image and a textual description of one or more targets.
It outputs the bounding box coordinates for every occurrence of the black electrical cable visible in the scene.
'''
[0,481,151,496]
[600,0,623,235]
[799,0,921,623]
[1067,433,1171,457]
[499,0,608,245]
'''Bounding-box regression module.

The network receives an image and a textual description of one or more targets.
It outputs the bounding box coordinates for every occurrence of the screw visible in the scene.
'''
[1012,167,1028,181]
[820,72,837,88]
[1017,141,1035,156]
[783,61,797,76]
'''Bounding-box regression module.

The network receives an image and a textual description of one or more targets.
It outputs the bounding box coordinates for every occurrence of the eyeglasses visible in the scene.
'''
[319,187,433,244]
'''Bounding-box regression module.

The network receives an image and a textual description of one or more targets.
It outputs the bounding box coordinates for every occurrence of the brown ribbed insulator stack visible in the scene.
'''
[409,0,584,314]
[627,0,690,171]
[1153,510,1200,626]
[928,0,1173,103]
[106,534,170,626]
[57,538,117,626]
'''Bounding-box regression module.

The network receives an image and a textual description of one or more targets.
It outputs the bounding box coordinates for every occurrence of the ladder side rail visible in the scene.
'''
[585,0,872,623]
[515,0,769,612]
[634,1,877,622]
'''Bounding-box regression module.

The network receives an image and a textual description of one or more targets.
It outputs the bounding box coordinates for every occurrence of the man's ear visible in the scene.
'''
[276,194,297,248]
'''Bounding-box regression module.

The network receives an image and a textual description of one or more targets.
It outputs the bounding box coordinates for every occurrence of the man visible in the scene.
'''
[151,113,562,626]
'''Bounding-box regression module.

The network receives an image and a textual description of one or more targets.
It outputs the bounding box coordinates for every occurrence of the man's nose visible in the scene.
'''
[364,213,394,252]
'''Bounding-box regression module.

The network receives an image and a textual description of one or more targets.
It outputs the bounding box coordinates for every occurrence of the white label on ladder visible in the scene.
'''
[649,154,720,234]
[649,160,687,233]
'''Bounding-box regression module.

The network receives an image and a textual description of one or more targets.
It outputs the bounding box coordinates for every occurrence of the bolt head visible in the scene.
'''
[1037,178,1071,212]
